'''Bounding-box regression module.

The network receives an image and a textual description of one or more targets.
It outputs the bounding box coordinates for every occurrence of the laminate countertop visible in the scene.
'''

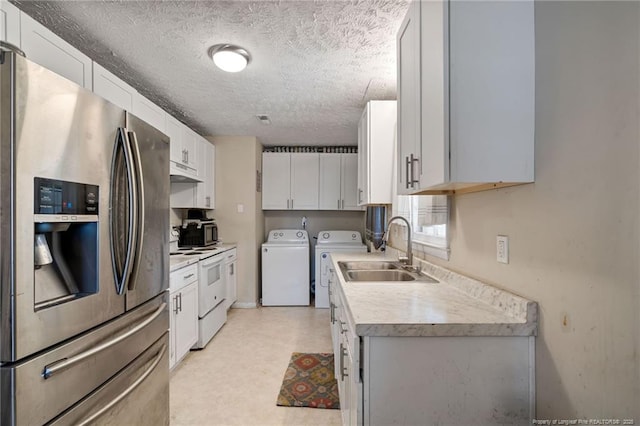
[330,252,537,337]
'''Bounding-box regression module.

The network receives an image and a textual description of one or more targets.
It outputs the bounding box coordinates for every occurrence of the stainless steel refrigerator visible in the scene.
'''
[0,51,170,424]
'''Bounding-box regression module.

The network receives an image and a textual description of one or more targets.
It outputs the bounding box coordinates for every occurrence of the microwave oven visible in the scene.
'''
[178,221,218,247]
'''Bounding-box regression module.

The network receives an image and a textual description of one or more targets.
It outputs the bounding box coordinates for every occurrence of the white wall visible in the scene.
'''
[398,2,640,418]
[211,136,263,307]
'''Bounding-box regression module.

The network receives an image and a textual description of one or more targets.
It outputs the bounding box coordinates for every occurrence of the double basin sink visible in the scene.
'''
[338,261,439,283]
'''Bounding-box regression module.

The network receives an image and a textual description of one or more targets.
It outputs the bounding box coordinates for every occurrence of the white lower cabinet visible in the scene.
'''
[330,271,362,426]
[169,264,199,370]
[330,269,532,426]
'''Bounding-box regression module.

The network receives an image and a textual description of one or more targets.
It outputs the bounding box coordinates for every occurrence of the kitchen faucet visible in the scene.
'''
[382,216,417,271]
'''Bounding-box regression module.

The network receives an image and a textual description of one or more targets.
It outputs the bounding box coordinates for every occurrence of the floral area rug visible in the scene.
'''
[276,352,340,409]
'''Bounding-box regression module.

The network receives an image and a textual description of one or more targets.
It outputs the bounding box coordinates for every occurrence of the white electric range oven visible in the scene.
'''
[172,246,227,349]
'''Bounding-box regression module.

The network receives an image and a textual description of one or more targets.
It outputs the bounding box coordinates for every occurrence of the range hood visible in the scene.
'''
[170,163,203,183]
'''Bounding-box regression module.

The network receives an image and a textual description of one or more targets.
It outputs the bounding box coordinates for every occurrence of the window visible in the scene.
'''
[393,194,450,260]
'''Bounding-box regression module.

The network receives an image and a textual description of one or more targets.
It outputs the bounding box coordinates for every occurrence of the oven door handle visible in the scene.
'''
[41,302,166,379]
[76,343,166,426]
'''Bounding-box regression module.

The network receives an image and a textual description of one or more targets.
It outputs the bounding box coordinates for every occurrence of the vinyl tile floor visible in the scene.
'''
[170,306,342,426]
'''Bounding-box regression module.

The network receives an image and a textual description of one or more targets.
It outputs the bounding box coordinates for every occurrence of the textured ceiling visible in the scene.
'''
[13,0,408,146]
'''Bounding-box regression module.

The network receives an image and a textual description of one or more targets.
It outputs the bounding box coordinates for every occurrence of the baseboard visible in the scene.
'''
[231,302,257,309]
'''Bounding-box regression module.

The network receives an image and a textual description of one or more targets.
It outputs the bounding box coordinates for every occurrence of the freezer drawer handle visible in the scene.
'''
[76,343,167,426]
[41,302,166,379]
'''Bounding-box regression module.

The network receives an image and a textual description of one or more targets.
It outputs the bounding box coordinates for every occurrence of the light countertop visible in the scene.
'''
[330,252,537,337]
[169,243,237,272]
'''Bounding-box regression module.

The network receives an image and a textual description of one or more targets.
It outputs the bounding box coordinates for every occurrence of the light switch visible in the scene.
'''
[496,235,509,264]
[237,203,244,213]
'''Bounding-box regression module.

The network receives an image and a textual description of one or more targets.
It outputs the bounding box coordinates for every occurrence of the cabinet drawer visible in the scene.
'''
[170,263,198,292]
[224,248,237,262]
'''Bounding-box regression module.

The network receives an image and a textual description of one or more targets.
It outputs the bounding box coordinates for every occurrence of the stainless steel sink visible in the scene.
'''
[346,270,416,282]
[338,261,400,270]
[338,261,439,283]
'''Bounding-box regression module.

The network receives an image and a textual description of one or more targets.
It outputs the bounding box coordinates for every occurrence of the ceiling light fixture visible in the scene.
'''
[208,44,251,73]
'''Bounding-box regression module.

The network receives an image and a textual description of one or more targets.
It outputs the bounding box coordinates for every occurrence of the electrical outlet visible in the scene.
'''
[496,235,509,264]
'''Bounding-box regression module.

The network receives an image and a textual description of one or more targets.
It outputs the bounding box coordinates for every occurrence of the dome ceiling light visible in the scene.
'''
[208,44,251,73]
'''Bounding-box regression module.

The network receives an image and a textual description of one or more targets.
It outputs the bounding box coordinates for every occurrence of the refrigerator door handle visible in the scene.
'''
[127,131,145,291]
[41,302,166,379]
[76,343,167,426]
[109,128,138,295]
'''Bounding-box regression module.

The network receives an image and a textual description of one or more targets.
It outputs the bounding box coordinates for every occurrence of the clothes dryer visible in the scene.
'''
[315,230,367,308]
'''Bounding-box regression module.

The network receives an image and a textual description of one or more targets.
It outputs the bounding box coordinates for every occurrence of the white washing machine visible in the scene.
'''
[262,229,310,306]
[315,230,367,308]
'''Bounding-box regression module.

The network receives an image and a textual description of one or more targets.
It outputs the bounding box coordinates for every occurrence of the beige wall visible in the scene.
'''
[210,136,263,307]
[390,2,639,418]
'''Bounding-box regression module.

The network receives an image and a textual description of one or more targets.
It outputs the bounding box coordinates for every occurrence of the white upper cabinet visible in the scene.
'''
[319,153,361,211]
[0,1,20,46]
[166,114,185,165]
[397,0,535,195]
[397,1,422,196]
[357,101,397,204]
[20,12,92,89]
[319,154,341,210]
[92,62,137,111]
[290,153,319,210]
[170,136,214,209]
[262,152,319,210]
[195,139,215,209]
[180,126,199,171]
[132,92,166,134]
[262,153,291,210]
[340,154,360,210]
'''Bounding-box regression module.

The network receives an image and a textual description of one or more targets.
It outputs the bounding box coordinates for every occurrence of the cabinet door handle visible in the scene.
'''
[290,199,294,209]
[178,293,182,312]
[206,196,210,207]
[337,199,340,209]
[409,154,419,188]
[339,342,344,380]
[340,321,347,334]
[340,343,348,380]
[286,199,289,209]
[341,199,344,209]
[173,295,179,315]
[405,156,411,189]
[184,273,194,280]
[358,188,363,204]
[330,303,335,324]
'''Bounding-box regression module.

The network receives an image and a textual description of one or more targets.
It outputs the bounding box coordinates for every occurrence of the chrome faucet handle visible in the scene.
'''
[398,256,409,265]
